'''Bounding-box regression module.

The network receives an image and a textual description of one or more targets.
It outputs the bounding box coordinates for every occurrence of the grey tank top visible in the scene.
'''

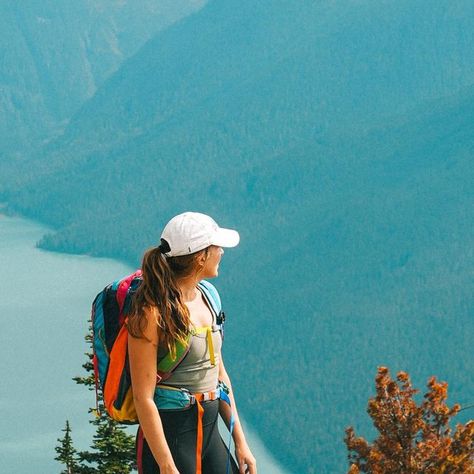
[158,326,222,393]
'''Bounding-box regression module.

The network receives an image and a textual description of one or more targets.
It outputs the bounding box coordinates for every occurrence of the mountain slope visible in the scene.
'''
[5,0,474,214]
[2,1,474,471]
[0,0,205,156]
[7,86,474,474]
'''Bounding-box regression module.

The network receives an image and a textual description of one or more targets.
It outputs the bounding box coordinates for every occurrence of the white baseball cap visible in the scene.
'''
[160,212,240,257]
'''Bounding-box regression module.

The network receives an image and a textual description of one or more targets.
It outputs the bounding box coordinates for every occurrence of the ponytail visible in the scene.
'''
[128,243,205,355]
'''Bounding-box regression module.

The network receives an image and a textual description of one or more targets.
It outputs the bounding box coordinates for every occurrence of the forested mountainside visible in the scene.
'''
[2,1,474,472]
[3,0,474,219]
[0,0,205,156]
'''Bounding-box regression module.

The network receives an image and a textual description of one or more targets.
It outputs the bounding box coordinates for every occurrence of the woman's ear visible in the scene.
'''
[197,250,208,267]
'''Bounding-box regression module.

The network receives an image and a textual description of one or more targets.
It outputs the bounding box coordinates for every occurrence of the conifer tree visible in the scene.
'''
[77,415,136,474]
[345,367,474,474]
[56,323,136,473]
[55,420,79,474]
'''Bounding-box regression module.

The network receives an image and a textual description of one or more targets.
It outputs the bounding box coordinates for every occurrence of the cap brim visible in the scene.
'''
[211,228,240,248]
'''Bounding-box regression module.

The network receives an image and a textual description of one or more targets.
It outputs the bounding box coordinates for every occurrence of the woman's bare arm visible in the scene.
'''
[219,355,257,474]
[128,309,179,473]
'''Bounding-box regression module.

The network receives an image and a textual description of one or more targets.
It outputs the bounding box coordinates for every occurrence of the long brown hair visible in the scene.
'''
[127,245,208,355]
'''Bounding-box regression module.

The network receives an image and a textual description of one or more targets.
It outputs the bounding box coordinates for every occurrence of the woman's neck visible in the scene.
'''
[177,276,200,302]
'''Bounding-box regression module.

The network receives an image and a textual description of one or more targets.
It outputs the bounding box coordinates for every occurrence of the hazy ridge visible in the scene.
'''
[0,0,205,156]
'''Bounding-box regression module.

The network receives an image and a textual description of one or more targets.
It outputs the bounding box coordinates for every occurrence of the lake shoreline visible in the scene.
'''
[0,213,289,474]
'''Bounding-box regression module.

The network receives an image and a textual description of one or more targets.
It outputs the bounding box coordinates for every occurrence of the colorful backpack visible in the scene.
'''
[91,270,224,423]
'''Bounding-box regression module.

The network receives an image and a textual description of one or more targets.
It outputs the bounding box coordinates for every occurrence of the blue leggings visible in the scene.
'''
[136,399,239,473]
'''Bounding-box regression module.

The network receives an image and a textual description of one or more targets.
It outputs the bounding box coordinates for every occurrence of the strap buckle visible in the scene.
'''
[189,389,219,404]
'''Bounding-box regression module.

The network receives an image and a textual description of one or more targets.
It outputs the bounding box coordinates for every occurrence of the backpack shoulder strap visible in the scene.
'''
[197,280,222,318]
[198,280,226,338]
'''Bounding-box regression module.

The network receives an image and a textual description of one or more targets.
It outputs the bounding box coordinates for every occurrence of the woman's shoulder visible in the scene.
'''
[128,305,160,345]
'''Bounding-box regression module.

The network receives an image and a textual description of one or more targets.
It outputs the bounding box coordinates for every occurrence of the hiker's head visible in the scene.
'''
[128,212,239,346]
[149,211,238,281]
[160,212,239,259]
[158,211,238,278]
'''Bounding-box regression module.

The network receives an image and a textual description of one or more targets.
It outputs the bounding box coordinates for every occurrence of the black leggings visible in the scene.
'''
[136,399,239,474]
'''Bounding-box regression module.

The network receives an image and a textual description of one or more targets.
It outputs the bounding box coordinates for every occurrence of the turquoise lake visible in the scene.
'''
[0,214,288,473]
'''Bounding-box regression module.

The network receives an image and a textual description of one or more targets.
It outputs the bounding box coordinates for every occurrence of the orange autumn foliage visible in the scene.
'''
[345,367,474,474]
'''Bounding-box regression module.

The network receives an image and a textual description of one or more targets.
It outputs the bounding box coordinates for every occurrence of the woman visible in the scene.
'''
[127,212,257,474]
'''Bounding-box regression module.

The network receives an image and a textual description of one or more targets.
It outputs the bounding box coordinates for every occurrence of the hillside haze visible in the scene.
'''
[1,1,474,472]
[0,0,205,157]
[4,0,474,227]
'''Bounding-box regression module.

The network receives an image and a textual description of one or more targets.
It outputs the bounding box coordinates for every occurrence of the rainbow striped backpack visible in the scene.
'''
[91,270,223,423]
